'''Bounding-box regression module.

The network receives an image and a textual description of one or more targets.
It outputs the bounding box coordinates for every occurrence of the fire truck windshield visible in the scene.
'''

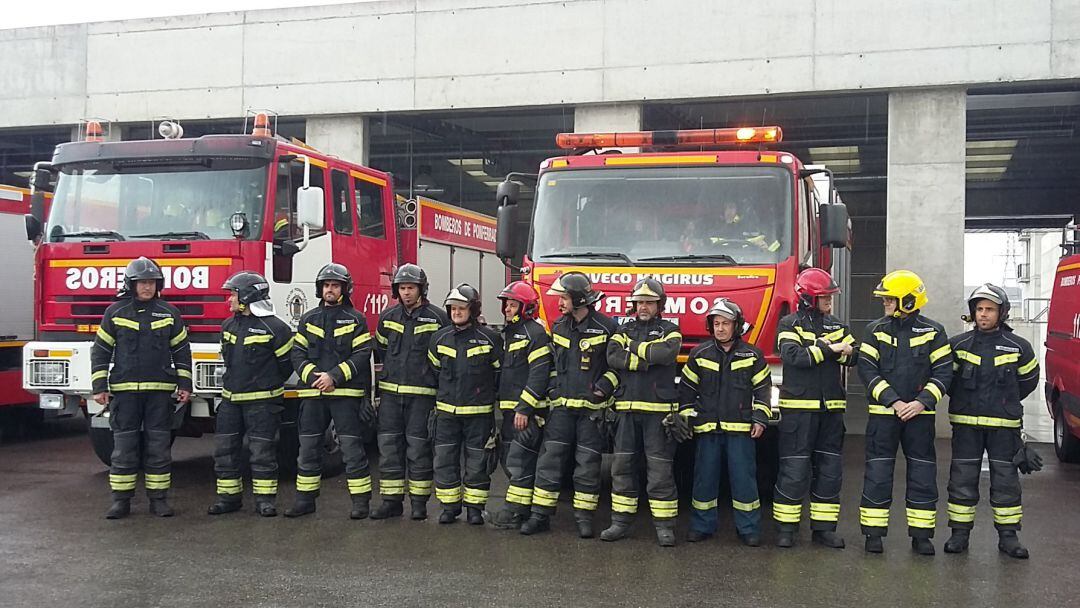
[45,162,268,242]
[531,165,793,265]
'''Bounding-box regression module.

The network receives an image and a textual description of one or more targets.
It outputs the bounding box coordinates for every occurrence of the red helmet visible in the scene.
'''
[795,268,839,309]
[499,281,540,320]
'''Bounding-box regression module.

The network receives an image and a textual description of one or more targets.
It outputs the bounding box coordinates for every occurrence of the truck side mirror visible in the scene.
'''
[496,180,520,207]
[496,203,521,260]
[819,203,849,248]
[24,214,42,242]
[296,186,324,231]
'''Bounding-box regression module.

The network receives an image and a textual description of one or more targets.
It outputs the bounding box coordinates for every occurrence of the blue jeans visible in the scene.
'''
[690,432,760,536]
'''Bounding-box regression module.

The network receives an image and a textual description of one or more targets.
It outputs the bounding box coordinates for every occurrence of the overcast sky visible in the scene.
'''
[2,1,365,29]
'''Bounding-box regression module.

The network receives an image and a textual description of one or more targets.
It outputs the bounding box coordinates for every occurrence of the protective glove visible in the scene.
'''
[517,416,540,446]
[662,409,694,443]
[357,397,377,425]
[1013,443,1043,475]
[426,408,438,441]
[484,423,500,475]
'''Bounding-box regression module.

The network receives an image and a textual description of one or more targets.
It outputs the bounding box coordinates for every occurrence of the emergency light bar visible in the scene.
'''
[555,126,783,150]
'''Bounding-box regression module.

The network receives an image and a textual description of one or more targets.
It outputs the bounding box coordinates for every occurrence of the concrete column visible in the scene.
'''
[573,103,642,133]
[887,88,966,438]
[305,115,369,165]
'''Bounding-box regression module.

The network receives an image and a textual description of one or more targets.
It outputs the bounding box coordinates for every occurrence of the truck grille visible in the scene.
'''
[28,360,70,387]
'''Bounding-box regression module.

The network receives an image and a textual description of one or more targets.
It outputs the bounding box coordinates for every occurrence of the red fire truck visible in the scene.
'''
[494,127,850,485]
[1046,223,1080,462]
[21,117,504,467]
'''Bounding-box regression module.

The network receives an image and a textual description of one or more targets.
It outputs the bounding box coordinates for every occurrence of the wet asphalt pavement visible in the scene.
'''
[2,416,1078,608]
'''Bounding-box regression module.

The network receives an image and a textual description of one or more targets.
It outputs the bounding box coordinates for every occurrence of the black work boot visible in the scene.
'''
[410,499,428,521]
[519,514,550,535]
[998,530,1029,559]
[600,517,633,542]
[207,498,242,516]
[490,506,527,530]
[776,530,795,548]
[466,507,485,525]
[149,497,174,517]
[350,495,370,520]
[944,529,970,554]
[370,500,404,520]
[105,498,131,520]
[438,507,461,524]
[284,493,317,518]
[812,530,846,549]
[911,537,936,556]
[254,496,277,518]
[655,521,676,547]
[864,535,884,553]
[687,529,712,543]
[739,533,762,547]
[575,515,595,539]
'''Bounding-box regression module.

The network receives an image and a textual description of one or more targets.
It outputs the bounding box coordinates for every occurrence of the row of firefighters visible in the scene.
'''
[91,257,1042,557]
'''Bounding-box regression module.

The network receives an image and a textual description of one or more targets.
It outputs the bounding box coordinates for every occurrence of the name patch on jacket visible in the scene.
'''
[152,312,170,318]
[733,351,755,358]
[248,328,267,335]
[583,328,604,335]
[995,345,1020,353]
[912,326,935,333]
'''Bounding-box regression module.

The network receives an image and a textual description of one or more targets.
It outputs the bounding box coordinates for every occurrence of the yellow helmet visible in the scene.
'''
[873,270,927,315]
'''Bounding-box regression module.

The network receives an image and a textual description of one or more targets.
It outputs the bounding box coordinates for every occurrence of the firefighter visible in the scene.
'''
[286,263,376,519]
[677,299,772,546]
[602,278,683,547]
[858,270,953,554]
[772,268,857,549]
[944,283,1040,559]
[519,272,618,539]
[490,281,553,530]
[369,264,449,521]
[92,257,192,519]
[428,284,503,525]
[208,271,294,517]
[709,200,781,253]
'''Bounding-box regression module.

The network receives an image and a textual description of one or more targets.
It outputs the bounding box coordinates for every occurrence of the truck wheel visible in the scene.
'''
[1054,400,1080,463]
[89,426,114,467]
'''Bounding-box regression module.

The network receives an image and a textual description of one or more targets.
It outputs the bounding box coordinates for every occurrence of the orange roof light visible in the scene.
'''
[85,121,104,142]
[252,113,272,138]
[555,126,783,150]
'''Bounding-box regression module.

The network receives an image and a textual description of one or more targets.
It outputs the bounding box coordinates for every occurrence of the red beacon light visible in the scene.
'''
[555,126,783,149]
[84,121,104,142]
[251,113,273,138]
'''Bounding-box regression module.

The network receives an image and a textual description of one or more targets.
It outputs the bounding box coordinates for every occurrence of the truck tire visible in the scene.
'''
[1053,400,1080,463]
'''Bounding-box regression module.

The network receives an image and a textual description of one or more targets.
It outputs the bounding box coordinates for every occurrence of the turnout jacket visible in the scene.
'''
[498,318,553,415]
[91,296,192,394]
[428,322,503,415]
[857,312,953,415]
[679,337,772,432]
[606,316,682,413]
[948,326,1039,428]
[549,309,620,410]
[776,308,857,411]
[374,301,449,397]
[220,313,294,402]
[291,303,373,399]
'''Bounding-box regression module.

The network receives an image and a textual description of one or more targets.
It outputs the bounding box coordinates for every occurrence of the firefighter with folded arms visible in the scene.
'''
[857,270,953,555]
[520,272,618,538]
[92,257,192,519]
[286,263,376,519]
[207,271,294,517]
[369,264,449,521]
[602,278,683,547]
[943,283,1041,559]
[772,268,857,549]
[675,299,772,546]
[428,284,503,525]
[490,281,553,530]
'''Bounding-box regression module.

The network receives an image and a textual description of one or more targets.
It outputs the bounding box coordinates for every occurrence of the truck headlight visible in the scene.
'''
[28,360,69,387]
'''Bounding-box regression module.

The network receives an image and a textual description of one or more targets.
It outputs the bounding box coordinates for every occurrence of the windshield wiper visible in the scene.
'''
[130,231,211,241]
[637,253,738,265]
[56,230,125,242]
[540,251,634,265]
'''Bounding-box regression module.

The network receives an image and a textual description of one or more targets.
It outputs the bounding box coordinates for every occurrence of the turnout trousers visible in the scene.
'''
[860,414,938,538]
[610,412,678,523]
[773,411,845,532]
[499,410,543,512]
[376,393,435,502]
[530,407,603,519]
[946,425,1023,531]
[690,431,760,536]
[108,391,174,499]
[213,398,282,502]
[432,412,494,510]
[295,397,372,498]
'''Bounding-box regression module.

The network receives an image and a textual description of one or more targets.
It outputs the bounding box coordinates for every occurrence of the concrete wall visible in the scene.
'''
[2,0,1079,128]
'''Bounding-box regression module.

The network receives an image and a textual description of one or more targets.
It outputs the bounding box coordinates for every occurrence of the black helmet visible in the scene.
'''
[628,277,666,314]
[124,256,164,295]
[316,263,353,305]
[222,271,270,306]
[706,298,749,338]
[444,283,481,321]
[965,283,1010,324]
[546,271,602,309]
[392,263,429,299]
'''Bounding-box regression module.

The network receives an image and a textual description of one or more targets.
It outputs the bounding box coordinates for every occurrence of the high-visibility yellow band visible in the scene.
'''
[551,334,570,348]
[930,344,952,363]
[383,320,405,333]
[222,387,285,402]
[333,323,357,337]
[777,331,803,344]
[528,345,551,363]
[110,382,177,392]
[296,475,322,492]
[217,478,243,495]
[810,502,840,522]
[169,328,188,347]
[377,381,437,396]
[859,342,879,360]
[860,506,890,527]
[682,366,701,384]
[874,332,897,347]
[909,331,936,347]
[949,414,1021,428]
[955,350,981,365]
[347,477,373,494]
[305,323,325,338]
[463,487,489,505]
[274,338,294,357]
[614,400,675,413]
[113,317,141,330]
[436,485,463,503]
[150,317,175,330]
[243,334,273,345]
[1018,358,1038,374]
[906,508,936,529]
[437,345,457,358]
[692,498,718,511]
[947,502,976,523]
[436,402,493,415]
[252,478,278,495]
[732,498,760,512]
[925,382,943,402]
[752,366,771,385]
[352,333,371,347]
[994,353,1020,366]
[573,491,599,511]
[96,327,116,346]
[731,357,756,371]
[337,362,353,381]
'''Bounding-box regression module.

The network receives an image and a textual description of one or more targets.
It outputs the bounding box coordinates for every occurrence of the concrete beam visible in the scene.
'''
[305,116,369,166]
